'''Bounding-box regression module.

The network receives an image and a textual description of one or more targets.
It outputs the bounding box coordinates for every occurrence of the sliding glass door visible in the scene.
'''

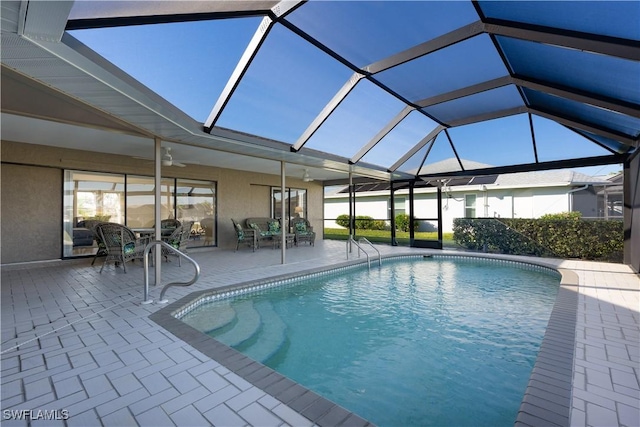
[271,187,307,232]
[175,179,216,247]
[63,171,125,257]
[126,175,174,228]
[64,170,217,257]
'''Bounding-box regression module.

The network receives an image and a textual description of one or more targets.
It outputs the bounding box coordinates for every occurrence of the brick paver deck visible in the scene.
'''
[2,241,638,426]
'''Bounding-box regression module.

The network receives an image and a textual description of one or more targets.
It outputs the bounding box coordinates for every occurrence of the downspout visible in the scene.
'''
[482,185,489,217]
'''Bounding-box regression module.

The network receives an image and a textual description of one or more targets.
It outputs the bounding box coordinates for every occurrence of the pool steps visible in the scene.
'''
[214,300,261,347]
[202,299,288,364]
[239,301,287,363]
[180,301,235,332]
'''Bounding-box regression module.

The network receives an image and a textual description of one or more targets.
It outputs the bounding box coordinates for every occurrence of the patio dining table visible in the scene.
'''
[132,228,176,241]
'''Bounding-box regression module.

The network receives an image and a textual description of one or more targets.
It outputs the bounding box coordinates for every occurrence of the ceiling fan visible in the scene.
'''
[302,168,314,182]
[161,147,186,167]
[134,147,188,167]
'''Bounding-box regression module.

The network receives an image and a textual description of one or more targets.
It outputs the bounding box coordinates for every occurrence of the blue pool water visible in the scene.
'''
[180,257,560,427]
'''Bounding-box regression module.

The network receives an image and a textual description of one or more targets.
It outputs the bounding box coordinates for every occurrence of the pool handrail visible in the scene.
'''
[347,235,377,269]
[358,237,381,267]
[142,240,201,304]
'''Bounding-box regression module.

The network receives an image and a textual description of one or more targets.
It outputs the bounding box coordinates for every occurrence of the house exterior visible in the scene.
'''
[325,160,621,233]
[1,141,324,264]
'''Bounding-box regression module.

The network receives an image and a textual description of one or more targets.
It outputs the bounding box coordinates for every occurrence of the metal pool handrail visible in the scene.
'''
[142,240,201,304]
[358,237,381,267]
[347,235,380,269]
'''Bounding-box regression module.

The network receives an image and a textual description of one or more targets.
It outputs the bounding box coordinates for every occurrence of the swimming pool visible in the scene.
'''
[179,256,560,426]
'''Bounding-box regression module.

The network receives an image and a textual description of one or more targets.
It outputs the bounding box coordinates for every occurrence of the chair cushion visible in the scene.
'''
[268,221,280,233]
[235,223,244,239]
[295,222,307,232]
[123,242,135,255]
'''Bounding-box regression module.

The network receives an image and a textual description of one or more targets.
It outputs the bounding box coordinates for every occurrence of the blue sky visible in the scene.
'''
[69,5,624,178]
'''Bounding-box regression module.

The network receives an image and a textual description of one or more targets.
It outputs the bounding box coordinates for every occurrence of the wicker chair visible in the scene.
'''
[77,220,108,266]
[291,217,316,246]
[232,219,256,251]
[159,218,182,239]
[95,223,150,273]
[162,221,193,265]
[200,217,214,245]
[245,218,280,248]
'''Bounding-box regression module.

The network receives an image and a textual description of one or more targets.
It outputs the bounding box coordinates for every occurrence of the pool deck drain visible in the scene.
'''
[1,241,638,426]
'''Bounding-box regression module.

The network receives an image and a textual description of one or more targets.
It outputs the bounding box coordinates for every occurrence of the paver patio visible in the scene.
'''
[1,240,638,426]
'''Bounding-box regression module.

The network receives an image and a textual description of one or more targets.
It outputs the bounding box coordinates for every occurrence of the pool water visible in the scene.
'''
[180,257,560,427]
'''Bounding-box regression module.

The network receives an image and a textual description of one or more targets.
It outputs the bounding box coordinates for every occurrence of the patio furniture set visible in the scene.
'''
[80,219,194,273]
[232,217,316,251]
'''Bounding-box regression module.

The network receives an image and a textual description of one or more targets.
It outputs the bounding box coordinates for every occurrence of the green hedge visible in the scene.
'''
[335,214,387,230]
[394,213,419,232]
[335,214,415,231]
[453,218,623,262]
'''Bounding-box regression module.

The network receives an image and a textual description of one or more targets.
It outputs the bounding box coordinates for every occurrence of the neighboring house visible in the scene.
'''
[325,159,621,233]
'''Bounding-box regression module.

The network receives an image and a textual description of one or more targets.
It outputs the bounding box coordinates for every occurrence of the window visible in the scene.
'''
[271,187,307,230]
[63,170,125,257]
[175,179,216,247]
[126,175,174,228]
[465,194,477,218]
[393,197,405,215]
[64,170,217,258]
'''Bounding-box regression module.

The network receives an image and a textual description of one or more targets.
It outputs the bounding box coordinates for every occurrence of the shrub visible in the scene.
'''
[354,216,375,230]
[452,217,623,262]
[335,215,389,230]
[394,213,418,232]
[336,214,350,228]
[539,211,582,220]
[371,220,389,231]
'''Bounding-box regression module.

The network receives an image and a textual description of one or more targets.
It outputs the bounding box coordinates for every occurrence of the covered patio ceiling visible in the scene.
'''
[1,1,638,184]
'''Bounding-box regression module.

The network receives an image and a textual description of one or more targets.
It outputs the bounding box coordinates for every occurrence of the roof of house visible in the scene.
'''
[330,158,613,196]
[494,170,610,187]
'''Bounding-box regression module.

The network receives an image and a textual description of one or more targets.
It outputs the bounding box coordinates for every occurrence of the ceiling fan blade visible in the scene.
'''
[302,169,314,182]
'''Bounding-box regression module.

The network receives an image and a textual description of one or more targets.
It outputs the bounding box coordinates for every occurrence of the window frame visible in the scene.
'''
[464,194,477,218]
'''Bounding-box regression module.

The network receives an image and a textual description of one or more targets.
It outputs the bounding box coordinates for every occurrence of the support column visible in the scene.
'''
[390,180,397,246]
[348,171,354,240]
[437,181,443,245]
[280,161,286,265]
[154,138,162,283]
[409,180,415,246]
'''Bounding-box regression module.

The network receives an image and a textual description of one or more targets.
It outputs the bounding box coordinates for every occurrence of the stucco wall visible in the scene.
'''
[1,141,323,263]
[1,163,62,263]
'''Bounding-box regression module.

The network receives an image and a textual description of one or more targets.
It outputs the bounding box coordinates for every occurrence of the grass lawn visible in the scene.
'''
[323,228,456,246]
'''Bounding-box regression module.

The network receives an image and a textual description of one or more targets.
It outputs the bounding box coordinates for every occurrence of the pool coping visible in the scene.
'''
[516,267,579,427]
[149,253,578,427]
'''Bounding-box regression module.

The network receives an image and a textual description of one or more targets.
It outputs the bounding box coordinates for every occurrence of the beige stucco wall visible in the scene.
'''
[1,141,323,263]
[1,163,63,263]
